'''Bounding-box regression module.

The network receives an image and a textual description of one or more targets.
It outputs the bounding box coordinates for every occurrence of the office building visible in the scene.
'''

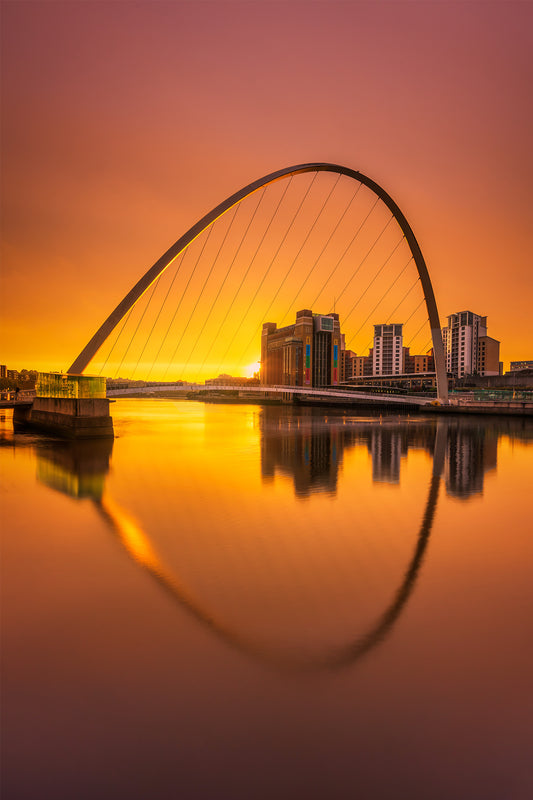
[261,309,343,387]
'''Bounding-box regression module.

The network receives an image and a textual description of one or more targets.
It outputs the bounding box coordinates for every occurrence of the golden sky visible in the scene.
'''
[1,0,532,378]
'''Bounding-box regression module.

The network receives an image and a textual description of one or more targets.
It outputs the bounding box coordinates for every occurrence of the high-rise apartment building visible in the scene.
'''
[261,309,343,388]
[372,324,404,375]
[442,311,500,377]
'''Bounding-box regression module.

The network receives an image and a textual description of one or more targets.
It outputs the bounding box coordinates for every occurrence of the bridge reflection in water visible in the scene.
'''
[33,411,520,671]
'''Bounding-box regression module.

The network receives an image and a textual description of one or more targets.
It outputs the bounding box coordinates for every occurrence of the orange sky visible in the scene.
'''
[1,0,532,378]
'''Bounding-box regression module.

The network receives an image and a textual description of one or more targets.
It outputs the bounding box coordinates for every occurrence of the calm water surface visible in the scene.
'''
[1,400,532,799]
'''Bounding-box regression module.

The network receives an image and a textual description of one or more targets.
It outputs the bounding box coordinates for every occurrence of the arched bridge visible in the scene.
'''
[107,382,433,406]
[68,163,448,402]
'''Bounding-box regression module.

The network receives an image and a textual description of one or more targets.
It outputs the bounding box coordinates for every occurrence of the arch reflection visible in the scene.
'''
[32,413,526,671]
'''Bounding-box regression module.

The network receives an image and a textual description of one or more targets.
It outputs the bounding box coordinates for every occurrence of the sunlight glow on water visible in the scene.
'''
[1,401,532,800]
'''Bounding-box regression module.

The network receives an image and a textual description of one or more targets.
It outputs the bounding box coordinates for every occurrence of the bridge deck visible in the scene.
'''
[107,383,430,406]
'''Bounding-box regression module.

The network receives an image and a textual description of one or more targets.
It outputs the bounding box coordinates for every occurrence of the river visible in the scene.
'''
[1,400,532,799]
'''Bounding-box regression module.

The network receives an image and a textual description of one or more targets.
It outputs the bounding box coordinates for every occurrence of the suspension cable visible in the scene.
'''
[385,276,420,323]
[236,174,341,362]
[144,247,192,379]
[192,188,268,382]
[310,194,379,308]
[342,236,404,327]
[406,314,429,349]
[346,256,413,349]
[280,181,361,324]
[360,285,425,364]
[213,174,319,377]
[176,204,242,379]
[98,305,135,376]
[132,251,186,380]
[113,278,160,378]
[156,221,216,379]
[162,210,237,380]
[335,215,394,306]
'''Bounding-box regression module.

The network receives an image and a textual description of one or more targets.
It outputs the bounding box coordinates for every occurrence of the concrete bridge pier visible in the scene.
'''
[14,397,114,439]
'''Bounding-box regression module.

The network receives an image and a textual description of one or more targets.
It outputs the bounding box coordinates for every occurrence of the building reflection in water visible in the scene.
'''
[260,407,342,497]
[259,406,512,500]
[444,422,498,498]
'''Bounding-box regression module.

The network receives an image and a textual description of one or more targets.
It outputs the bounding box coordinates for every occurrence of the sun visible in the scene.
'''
[244,361,261,378]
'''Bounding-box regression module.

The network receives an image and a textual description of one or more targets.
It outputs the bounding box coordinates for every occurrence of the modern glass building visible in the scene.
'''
[36,372,107,399]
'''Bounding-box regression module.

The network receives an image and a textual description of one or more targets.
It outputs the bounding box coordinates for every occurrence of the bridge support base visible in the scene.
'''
[13,397,114,439]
